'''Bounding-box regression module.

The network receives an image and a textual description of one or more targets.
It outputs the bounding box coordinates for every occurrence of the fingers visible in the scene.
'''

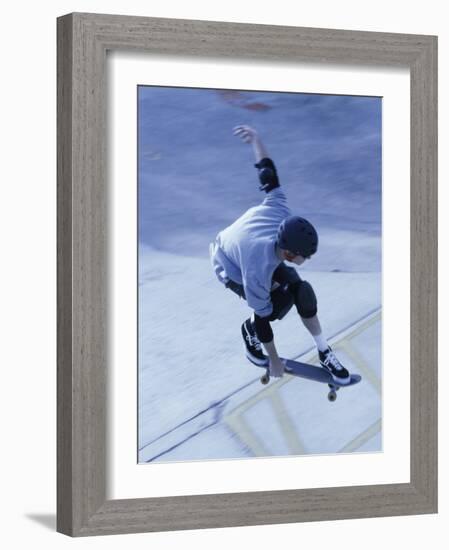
[233,124,251,134]
[269,365,284,378]
[270,371,284,379]
[233,125,256,143]
[269,357,286,378]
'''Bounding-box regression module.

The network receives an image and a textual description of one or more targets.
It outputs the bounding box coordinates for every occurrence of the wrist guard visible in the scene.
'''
[254,157,280,193]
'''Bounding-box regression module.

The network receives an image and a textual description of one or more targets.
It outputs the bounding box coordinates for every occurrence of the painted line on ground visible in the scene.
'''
[338,418,382,453]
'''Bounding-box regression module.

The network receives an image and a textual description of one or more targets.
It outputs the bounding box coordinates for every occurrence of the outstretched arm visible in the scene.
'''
[233,125,269,162]
[233,125,280,193]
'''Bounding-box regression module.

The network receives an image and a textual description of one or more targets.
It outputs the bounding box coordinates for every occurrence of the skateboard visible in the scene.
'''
[256,358,361,402]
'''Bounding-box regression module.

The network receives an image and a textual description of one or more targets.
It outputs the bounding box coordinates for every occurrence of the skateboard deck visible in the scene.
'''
[255,358,361,402]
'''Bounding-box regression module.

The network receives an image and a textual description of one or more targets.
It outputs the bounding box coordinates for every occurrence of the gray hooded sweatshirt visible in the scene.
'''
[210,187,291,318]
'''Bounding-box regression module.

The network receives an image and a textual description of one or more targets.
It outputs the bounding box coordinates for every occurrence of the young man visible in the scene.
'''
[210,125,350,384]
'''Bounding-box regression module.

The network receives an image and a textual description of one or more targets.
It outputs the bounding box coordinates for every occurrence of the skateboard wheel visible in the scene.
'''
[328,390,337,402]
[261,374,270,385]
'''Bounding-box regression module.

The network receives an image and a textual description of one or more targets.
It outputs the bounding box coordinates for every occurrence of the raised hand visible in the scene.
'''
[233,125,258,144]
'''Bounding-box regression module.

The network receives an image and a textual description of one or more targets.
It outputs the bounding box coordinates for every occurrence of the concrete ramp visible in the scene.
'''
[139,307,381,463]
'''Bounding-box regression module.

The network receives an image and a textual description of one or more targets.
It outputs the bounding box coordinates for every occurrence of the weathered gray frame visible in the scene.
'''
[57,12,437,537]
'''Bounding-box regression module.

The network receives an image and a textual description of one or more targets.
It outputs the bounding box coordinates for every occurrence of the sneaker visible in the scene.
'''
[319,347,351,385]
[241,319,269,366]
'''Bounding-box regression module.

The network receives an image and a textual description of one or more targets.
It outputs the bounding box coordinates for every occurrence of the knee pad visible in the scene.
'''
[292,280,317,318]
[271,296,294,321]
[268,286,295,321]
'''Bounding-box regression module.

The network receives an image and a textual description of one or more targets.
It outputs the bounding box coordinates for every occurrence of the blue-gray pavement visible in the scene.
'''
[138,86,381,270]
[138,249,381,462]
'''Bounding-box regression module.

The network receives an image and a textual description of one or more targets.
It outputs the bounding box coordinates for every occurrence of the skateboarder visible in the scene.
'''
[210,125,350,384]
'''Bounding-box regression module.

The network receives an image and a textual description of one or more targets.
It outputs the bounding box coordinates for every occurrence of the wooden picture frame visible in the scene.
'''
[57,12,437,536]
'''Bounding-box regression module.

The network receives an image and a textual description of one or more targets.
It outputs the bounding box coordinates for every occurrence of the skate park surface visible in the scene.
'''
[138,248,381,463]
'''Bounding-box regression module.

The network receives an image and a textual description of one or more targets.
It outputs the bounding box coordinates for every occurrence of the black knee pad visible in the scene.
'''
[270,295,294,321]
[291,280,317,318]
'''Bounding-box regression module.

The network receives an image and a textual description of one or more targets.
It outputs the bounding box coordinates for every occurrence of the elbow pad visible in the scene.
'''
[254,157,280,193]
[253,313,274,343]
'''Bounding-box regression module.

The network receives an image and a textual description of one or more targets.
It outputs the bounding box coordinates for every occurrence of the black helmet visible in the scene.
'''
[277,216,318,257]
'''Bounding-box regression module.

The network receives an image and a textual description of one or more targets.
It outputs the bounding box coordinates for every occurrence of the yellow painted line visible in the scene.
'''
[328,310,381,393]
[348,311,381,340]
[338,419,382,453]
[331,310,381,344]
[224,376,289,456]
[224,310,382,456]
[225,414,270,457]
[290,310,381,368]
[337,341,381,394]
[269,392,307,454]
[227,375,290,419]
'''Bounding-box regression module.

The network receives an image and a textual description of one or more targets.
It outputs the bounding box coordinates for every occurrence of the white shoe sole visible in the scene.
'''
[242,322,269,366]
[320,364,351,385]
[245,349,269,367]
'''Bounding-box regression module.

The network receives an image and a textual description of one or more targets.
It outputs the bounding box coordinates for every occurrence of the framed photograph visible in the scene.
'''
[57,13,437,536]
